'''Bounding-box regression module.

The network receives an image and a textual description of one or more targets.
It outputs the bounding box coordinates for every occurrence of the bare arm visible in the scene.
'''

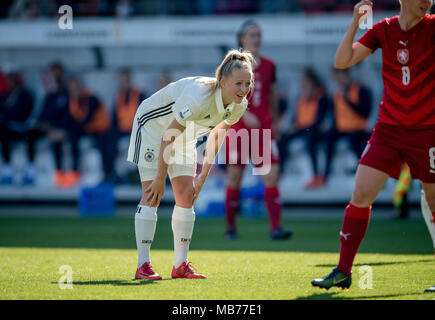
[334,0,373,69]
[145,119,186,207]
[200,121,231,179]
[192,121,231,204]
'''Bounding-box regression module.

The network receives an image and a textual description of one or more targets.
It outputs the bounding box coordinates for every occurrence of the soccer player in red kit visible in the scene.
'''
[224,20,292,240]
[312,0,435,290]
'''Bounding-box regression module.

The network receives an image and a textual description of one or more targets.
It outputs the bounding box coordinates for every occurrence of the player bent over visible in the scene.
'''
[127,50,254,280]
[311,0,435,290]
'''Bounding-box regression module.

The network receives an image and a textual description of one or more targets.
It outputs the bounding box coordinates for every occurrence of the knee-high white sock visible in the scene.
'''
[421,190,435,249]
[135,205,158,268]
[171,205,195,268]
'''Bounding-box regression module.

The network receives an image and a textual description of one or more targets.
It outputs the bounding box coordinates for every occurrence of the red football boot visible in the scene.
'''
[135,262,162,280]
[171,262,207,279]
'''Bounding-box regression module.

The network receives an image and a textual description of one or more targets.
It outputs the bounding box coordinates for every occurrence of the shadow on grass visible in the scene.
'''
[296,291,423,300]
[314,259,434,268]
[0,217,433,254]
[52,279,170,286]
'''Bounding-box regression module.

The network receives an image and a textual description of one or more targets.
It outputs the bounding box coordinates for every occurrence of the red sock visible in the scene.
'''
[225,187,240,230]
[432,212,435,222]
[264,187,281,231]
[337,203,371,275]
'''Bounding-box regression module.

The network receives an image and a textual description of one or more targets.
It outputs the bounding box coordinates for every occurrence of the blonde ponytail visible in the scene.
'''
[210,49,255,94]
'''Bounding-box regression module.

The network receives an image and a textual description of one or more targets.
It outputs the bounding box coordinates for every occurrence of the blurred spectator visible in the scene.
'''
[0,70,9,94]
[35,62,71,187]
[0,65,38,185]
[66,76,112,186]
[8,0,42,19]
[115,0,134,18]
[215,0,259,14]
[156,70,172,91]
[277,67,330,189]
[109,67,145,183]
[319,68,372,186]
[196,0,216,15]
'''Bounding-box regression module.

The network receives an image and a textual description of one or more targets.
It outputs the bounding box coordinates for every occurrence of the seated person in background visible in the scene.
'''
[35,62,71,187]
[318,67,372,187]
[109,67,146,183]
[277,67,329,189]
[0,66,38,185]
[66,76,111,187]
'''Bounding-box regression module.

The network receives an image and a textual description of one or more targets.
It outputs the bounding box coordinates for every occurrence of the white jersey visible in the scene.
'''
[127,76,247,168]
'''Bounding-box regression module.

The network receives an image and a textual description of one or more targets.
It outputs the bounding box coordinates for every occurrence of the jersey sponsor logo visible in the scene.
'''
[179,105,193,119]
[397,49,409,65]
[399,40,408,47]
[144,148,155,162]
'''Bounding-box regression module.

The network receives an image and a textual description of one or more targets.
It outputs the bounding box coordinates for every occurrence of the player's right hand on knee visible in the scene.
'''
[145,178,165,207]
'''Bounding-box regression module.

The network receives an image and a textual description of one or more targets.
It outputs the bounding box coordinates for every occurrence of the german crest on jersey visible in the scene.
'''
[222,109,231,120]
[397,49,409,65]
[144,148,155,162]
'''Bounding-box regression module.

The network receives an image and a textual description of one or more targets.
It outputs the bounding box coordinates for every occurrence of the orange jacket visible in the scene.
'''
[295,89,325,129]
[333,82,367,132]
[69,90,110,134]
[115,88,141,133]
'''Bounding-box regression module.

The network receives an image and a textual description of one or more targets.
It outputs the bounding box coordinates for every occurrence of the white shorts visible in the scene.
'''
[128,99,197,181]
[138,163,197,181]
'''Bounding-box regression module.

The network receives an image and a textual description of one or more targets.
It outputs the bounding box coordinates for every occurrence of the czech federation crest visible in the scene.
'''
[397,49,409,65]
[144,148,155,162]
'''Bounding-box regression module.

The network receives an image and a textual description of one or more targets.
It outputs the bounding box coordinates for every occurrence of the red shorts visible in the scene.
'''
[224,127,280,168]
[359,123,435,182]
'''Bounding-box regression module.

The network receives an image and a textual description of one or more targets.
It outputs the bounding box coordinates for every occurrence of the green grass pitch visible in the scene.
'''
[0,212,434,300]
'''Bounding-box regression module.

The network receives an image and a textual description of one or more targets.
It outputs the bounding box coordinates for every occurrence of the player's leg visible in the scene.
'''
[0,128,14,184]
[170,175,206,279]
[421,184,435,255]
[304,128,325,189]
[312,164,389,290]
[323,128,342,184]
[225,164,244,239]
[134,169,161,280]
[260,163,292,240]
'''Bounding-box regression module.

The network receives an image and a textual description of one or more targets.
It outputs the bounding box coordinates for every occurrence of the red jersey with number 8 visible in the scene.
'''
[357,15,435,127]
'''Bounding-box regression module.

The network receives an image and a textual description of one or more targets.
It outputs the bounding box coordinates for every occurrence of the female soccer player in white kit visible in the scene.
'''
[127,49,254,279]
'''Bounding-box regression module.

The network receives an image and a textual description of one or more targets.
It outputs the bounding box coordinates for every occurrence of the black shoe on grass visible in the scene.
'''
[311,267,352,290]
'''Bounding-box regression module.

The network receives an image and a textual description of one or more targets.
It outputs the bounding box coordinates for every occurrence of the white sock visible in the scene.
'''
[171,205,195,268]
[421,190,435,249]
[135,205,157,268]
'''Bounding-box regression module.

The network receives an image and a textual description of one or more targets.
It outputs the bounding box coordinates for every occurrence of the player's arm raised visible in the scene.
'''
[192,120,231,204]
[334,0,373,69]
